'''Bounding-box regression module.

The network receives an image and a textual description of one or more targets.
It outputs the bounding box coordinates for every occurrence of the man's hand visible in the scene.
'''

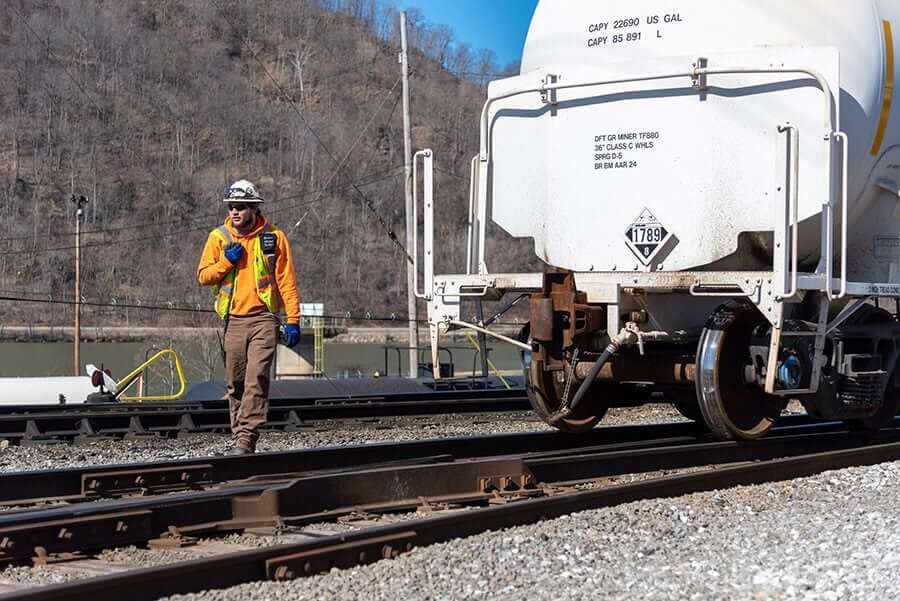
[282,324,301,348]
[224,243,244,265]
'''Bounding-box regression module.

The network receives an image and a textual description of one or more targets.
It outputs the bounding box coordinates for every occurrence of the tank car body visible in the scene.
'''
[420,0,900,440]
[503,0,900,284]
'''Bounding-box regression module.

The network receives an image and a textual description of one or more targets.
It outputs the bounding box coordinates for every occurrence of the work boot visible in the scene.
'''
[224,446,254,456]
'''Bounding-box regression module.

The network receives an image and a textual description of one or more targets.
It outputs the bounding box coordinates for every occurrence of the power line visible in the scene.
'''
[7,2,452,323]
[0,79,405,245]
[0,290,522,327]
[0,160,402,245]
[0,27,392,160]
[413,62,517,82]
[0,68,380,197]
[213,0,414,265]
[0,293,427,323]
[4,12,410,261]
[9,5,106,116]
[8,7,397,248]
[0,294,210,315]
[8,4,227,225]
[290,77,403,231]
[1,168,402,256]
[0,72,405,245]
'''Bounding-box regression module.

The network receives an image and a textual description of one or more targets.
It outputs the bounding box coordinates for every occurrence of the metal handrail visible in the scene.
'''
[116,348,187,402]
[466,155,478,275]
[832,131,849,299]
[776,124,801,300]
[412,150,420,296]
[473,59,840,284]
[381,345,455,377]
[412,149,433,299]
[479,62,836,160]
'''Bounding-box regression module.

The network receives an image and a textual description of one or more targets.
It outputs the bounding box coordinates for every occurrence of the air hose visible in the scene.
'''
[549,326,638,424]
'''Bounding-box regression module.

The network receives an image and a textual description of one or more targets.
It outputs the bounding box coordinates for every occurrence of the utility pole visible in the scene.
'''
[400,12,419,379]
[72,195,88,376]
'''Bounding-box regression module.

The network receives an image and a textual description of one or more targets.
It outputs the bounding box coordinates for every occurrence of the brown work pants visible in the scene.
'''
[224,313,278,450]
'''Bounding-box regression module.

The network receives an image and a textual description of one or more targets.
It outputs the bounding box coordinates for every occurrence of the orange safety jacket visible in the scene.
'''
[197,216,301,324]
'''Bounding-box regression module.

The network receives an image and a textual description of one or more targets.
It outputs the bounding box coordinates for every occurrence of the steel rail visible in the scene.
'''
[0,422,711,506]
[0,425,890,566]
[5,432,900,601]
[0,395,531,444]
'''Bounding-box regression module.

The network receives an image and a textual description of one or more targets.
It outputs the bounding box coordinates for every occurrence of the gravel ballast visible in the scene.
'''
[9,403,882,600]
[164,460,900,601]
[0,405,685,474]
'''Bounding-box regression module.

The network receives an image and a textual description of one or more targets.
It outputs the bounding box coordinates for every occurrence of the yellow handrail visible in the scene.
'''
[116,348,187,402]
[465,333,511,389]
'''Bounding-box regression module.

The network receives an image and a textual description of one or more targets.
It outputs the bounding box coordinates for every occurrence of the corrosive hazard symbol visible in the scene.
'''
[625,208,672,266]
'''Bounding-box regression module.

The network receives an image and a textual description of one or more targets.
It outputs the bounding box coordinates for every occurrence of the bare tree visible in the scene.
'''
[0,0,538,326]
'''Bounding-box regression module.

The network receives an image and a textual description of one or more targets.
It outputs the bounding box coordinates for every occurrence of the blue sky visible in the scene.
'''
[397,1,539,66]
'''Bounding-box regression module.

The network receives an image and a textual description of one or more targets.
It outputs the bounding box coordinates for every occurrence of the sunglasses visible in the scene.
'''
[227,204,251,212]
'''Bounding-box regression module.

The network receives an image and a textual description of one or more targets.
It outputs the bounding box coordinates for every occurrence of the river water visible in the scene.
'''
[0,341,522,393]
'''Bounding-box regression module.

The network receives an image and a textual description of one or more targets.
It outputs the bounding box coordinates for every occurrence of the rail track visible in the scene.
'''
[1,417,897,600]
[0,387,530,445]
[0,421,709,506]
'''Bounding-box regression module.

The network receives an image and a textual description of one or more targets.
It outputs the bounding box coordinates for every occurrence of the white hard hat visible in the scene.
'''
[223,179,264,203]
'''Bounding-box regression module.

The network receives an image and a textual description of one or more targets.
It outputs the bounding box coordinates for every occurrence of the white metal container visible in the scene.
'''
[420,1,900,439]
[0,377,95,405]
[488,0,898,281]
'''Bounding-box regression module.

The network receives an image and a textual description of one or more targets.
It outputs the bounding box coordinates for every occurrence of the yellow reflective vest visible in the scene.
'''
[211,224,282,319]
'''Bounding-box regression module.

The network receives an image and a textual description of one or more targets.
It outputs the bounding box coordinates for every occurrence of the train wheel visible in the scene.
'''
[695,301,786,440]
[520,328,605,433]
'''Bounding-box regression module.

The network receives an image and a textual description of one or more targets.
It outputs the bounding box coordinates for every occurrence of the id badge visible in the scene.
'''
[260,232,278,255]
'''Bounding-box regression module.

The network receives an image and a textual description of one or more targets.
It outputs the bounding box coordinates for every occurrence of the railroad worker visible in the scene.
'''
[197,179,301,455]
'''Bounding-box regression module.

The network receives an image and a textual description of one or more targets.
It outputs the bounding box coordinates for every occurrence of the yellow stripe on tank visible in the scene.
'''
[871,20,895,156]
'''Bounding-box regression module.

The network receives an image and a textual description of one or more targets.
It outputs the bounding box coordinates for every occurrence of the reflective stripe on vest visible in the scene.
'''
[211,224,282,319]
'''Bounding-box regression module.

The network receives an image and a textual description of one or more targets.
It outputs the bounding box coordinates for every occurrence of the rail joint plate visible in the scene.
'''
[82,464,214,496]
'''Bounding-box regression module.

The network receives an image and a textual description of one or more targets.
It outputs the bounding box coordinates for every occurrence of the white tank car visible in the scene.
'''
[493,0,899,283]
[421,0,900,440]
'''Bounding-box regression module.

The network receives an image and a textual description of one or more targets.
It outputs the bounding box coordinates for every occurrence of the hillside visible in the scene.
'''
[0,0,540,328]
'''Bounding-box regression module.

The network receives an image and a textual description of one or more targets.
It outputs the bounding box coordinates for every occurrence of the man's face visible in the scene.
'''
[226,203,257,229]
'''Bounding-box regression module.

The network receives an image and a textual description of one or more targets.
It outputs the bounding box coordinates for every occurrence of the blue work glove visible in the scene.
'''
[223,242,244,265]
[281,324,301,348]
